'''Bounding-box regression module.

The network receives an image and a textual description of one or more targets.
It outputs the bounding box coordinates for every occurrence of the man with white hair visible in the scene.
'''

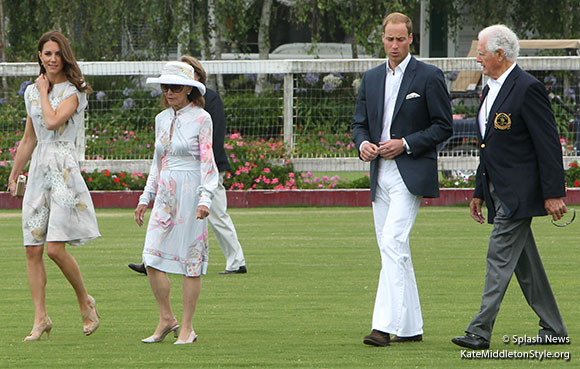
[451,24,569,350]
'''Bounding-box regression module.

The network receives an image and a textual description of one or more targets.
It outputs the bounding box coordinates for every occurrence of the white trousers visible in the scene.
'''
[208,172,246,270]
[371,159,423,336]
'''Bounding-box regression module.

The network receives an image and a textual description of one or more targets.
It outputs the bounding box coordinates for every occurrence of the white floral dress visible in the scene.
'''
[22,81,101,246]
[138,103,218,277]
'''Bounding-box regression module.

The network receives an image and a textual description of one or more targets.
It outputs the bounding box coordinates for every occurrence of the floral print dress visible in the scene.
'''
[22,81,101,245]
[138,103,218,277]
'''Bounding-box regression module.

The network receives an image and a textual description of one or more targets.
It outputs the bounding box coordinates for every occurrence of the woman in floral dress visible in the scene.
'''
[7,31,101,341]
[135,61,218,344]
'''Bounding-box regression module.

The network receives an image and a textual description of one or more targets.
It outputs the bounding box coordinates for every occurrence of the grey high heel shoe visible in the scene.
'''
[83,295,100,336]
[142,324,180,343]
[23,317,53,341]
[174,331,198,345]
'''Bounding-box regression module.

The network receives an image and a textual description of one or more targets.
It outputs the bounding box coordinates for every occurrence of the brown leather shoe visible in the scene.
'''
[363,330,390,346]
[391,334,423,343]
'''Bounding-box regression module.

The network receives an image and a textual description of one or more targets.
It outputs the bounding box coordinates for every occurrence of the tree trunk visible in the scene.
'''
[349,1,358,59]
[255,0,273,95]
[207,0,224,92]
[0,0,7,96]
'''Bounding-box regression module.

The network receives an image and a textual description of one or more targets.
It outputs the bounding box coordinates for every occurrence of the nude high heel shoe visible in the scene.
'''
[23,317,53,341]
[174,331,198,345]
[141,324,180,343]
[83,295,100,336]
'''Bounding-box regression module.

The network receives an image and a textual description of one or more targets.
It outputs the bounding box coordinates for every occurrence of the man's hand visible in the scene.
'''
[545,198,567,221]
[196,205,210,219]
[378,139,405,159]
[470,198,485,224]
[360,142,380,162]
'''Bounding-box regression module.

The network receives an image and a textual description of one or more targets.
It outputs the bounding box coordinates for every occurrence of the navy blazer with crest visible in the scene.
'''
[474,65,565,223]
[352,56,453,201]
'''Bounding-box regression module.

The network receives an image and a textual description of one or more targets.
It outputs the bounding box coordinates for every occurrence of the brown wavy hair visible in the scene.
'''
[37,30,92,94]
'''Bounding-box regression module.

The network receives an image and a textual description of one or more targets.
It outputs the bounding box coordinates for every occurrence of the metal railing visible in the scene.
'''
[2,57,579,172]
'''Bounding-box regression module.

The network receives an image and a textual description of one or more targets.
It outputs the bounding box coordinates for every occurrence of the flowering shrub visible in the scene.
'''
[566,161,580,187]
[294,131,357,157]
[3,160,579,192]
[439,173,476,188]
[322,73,344,93]
[81,169,148,191]
[223,133,298,190]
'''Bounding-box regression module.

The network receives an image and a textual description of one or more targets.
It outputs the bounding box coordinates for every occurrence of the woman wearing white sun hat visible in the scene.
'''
[135,61,219,345]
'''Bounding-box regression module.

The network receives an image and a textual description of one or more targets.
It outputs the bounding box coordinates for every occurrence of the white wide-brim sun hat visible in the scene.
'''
[146,61,206,95]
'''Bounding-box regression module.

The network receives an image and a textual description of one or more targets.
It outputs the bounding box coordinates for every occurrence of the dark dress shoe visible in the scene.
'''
[219,265,247,274]
[451,333,489,350]
[363,329,390,347]
[391,334,423,343]
[128,263,147,274]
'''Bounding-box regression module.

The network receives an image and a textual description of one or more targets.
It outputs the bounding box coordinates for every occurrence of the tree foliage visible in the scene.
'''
[289,0,418,57]
[2,0,580,62]
[440,0,580,39]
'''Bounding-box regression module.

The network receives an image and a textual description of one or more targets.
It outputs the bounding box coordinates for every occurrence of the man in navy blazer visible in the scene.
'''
[452,25,569,350]
[352,12,452,347]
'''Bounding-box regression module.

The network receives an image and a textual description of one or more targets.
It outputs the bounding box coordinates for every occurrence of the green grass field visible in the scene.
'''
[0,207,577,368]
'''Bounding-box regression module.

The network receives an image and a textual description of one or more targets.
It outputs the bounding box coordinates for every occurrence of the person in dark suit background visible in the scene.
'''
[129,55,247,275]
[352,12,452,347]
[451,24,569,350]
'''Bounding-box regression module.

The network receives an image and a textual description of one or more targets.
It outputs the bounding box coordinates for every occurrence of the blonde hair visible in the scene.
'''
[382,12,412,34]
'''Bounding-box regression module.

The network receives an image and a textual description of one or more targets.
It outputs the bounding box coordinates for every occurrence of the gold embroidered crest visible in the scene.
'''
[494,112,512,130]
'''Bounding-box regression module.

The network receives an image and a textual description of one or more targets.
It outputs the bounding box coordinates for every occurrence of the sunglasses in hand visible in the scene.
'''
[552,208,576,227]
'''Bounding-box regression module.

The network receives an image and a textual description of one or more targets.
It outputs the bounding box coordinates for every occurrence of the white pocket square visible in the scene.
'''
[405,92,421,100]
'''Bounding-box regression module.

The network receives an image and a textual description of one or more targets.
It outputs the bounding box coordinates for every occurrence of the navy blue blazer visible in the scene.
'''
[352,56,453,200]
[474,65,565,223]
[204,88,231,173]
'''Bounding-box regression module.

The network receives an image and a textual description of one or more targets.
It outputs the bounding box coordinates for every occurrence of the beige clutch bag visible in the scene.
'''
[15,175,26,198]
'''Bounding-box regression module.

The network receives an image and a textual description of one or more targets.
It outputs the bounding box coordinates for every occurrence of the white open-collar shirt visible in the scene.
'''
[381,53,412,142]
[478,62,517,138]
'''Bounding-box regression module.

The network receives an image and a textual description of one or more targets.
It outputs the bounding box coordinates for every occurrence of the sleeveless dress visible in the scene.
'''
[22,81,101,246]
[138,103,218,277]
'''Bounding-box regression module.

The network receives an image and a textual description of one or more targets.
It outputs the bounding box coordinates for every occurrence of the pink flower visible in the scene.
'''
[289,172,294,178]
[264,168,271,173]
